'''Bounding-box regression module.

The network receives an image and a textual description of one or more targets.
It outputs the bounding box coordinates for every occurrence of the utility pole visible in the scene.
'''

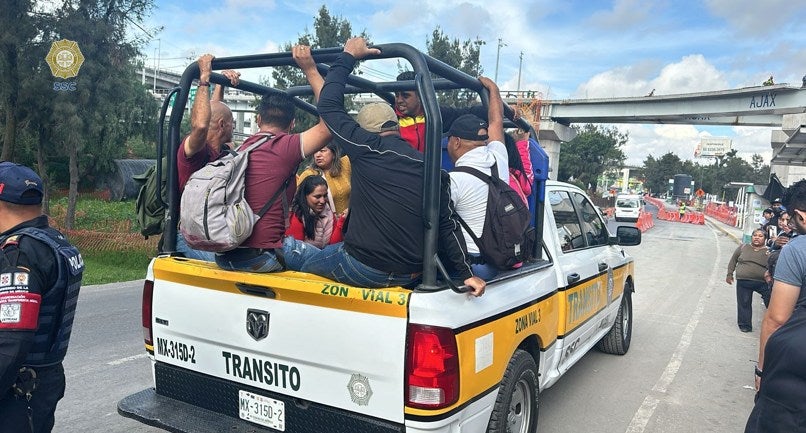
[494,38,506,82]
[516,51,523,95]
[152,39,161,93]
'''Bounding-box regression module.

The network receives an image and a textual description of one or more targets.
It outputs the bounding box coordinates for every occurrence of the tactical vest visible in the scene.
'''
[0,227,84,367]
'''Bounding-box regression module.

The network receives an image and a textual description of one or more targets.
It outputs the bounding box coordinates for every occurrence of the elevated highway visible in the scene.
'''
[141,66,806,181]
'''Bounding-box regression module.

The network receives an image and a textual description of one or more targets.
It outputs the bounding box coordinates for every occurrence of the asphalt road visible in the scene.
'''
[54,215,762,433]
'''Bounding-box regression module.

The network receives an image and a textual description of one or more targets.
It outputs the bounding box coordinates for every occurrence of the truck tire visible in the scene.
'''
[596,285,633,355]
[487,349,539,433]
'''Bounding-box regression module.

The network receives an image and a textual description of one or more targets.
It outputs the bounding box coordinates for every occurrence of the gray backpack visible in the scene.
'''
[179,133,291,252]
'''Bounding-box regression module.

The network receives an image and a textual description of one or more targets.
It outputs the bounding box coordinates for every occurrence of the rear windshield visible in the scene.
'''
[616,199,640,208]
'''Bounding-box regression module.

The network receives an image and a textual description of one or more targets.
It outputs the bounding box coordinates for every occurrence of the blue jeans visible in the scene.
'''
[215,236,320,273]
[469,253,499,280]
[176,233,216,262]
[301,243,420,288]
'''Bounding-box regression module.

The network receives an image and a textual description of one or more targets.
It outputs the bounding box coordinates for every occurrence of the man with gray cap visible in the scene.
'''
[0,162,83,432]
[303,37,485,296]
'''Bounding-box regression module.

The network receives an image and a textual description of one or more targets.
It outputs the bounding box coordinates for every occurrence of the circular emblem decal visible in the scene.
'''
[46,39,85,79]
[347,374,372,406]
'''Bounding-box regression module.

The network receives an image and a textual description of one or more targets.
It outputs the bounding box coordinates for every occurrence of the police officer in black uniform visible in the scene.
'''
[0,162,84,433]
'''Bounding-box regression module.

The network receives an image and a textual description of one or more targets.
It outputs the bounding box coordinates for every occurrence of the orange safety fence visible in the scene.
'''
[704,202,738,227]
[642,195,705,225]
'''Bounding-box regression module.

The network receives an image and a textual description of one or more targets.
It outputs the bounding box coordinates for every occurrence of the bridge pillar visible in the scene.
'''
[771,113,806,186]
[536,121,576,181]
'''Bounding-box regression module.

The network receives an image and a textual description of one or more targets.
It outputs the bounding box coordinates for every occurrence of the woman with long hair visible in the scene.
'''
[286,175,345,248]
[298,141,351,215]
[504,131,533,205]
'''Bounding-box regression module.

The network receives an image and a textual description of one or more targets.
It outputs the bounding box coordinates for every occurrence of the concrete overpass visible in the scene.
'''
[141,67,806,182]
[501,84,806,183]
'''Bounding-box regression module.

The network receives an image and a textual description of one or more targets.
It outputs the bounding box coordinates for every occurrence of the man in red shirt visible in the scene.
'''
[214,45,332,273]
[175,54,239,261]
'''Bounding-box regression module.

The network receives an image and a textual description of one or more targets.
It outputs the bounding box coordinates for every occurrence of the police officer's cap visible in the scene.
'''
[0,162,44,205]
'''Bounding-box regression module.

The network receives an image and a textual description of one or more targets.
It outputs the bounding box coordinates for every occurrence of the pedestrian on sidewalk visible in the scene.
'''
[745,180,806,433]
[726,228,770,332]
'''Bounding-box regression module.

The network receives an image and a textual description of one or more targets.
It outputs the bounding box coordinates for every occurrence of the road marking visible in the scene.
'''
[107,353,148,366]
[626,228,722,433]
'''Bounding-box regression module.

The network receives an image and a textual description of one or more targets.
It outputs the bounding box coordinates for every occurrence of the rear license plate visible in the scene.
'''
[238,390,285,431]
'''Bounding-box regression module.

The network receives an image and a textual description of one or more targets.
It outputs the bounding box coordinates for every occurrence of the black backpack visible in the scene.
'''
[453,162,534,269]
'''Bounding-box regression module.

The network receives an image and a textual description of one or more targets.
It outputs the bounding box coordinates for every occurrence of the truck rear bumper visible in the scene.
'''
[118,363,405,433]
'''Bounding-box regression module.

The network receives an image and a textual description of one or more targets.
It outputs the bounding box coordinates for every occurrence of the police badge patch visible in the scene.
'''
[347,374,373,406]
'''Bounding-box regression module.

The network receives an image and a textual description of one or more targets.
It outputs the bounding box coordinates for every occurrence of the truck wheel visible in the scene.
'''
[487,350,538,433]
[596,285,632,355]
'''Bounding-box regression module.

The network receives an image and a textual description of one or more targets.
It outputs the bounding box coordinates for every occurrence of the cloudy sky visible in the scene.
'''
[139,0,806,165]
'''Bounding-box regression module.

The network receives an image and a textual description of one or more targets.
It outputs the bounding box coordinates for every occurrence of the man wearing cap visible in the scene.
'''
[0,162,83,433]
[304,37,485,296]
[446,77,508,279]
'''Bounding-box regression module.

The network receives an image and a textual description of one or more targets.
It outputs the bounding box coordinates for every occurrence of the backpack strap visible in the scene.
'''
[451,162,501,255]
[452,161,500,183]
[244,133,293,220]
[256,172,295,218]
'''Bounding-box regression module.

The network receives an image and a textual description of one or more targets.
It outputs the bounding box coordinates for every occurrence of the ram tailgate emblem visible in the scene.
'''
[246,309,269,341]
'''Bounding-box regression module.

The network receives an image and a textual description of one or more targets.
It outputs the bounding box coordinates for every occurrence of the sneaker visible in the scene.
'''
[739,326,752,333]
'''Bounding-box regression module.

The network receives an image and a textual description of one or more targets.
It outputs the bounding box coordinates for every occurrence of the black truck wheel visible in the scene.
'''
[487,349,539,433]
[596,284,633,355]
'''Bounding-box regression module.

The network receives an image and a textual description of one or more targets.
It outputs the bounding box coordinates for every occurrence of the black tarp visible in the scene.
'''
[105,159,156,201]
[762,173,787,203]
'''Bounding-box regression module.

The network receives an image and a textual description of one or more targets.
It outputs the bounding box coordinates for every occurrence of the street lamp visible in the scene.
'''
[494,38,506,82]
[516,51,523,95]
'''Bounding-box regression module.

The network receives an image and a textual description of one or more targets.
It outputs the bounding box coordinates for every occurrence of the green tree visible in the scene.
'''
[0,0,38,161]
[424,27,484,107]
[11,0,157,228]
[269,5,366,132]
[559,124,627,192]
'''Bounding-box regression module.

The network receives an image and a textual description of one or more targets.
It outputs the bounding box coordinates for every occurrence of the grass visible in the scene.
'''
[81,250,153,286]
[47,195,157,286]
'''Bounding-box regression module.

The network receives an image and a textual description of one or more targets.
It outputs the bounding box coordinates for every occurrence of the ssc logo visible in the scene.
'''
[347,373,373,406]
[45,39,85,79]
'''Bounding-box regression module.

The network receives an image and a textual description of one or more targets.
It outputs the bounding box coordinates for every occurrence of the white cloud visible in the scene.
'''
[705,0,802,36]
[589,0,654,30]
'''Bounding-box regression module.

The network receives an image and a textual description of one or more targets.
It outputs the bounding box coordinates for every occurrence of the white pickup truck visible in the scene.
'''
[118,43,641,433]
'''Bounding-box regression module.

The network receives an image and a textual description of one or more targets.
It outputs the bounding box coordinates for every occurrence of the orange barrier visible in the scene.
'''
[635,210,655,232]
[704,202,738,226]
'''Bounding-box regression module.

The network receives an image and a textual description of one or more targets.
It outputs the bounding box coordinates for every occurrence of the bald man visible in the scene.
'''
[175,54,239,260]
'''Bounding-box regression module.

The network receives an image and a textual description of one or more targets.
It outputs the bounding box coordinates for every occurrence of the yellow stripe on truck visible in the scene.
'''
[152,257,410,318]
[405,294,560,418]
[559,274,607,335]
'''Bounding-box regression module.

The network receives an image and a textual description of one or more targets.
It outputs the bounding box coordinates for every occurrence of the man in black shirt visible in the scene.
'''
[302,37,485,296]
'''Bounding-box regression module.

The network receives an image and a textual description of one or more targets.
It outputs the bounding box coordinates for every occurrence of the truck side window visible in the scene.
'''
[573,192,608,247]
[549,190,583,252]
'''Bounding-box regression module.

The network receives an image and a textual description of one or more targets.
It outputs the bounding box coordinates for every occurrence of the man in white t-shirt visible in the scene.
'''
[446,76,507,279]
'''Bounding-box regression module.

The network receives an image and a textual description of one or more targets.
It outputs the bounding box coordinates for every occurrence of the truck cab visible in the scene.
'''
[118,42,641,433]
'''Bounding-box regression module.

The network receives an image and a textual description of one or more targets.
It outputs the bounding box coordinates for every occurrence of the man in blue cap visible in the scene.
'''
[0,162,84,433]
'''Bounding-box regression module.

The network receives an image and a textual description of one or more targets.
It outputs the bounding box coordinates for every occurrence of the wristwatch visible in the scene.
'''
[754,366,763,378]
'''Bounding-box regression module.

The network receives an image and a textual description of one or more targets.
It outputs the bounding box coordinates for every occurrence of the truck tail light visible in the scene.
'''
[405,324,459,409]
[142,279,154,347]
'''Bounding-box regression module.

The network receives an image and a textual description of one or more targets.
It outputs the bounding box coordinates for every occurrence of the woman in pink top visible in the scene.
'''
[504,131,534,205]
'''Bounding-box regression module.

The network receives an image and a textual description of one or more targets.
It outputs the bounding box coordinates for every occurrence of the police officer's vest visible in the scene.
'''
[0,227,84,367]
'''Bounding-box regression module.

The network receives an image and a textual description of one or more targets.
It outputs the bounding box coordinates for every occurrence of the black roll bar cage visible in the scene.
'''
[160,42,542,290]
